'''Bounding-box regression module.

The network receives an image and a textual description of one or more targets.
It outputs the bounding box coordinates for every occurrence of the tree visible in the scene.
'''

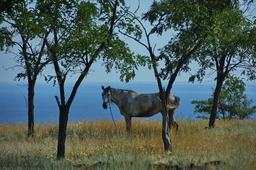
[117,0,217,151]
[192,76,256,120]
[190,1,256,128]
[39,0,137,159]
[0,0,50,136]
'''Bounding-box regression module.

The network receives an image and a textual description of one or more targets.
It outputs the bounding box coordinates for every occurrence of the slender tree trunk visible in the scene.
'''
[149,51,172,151]
[209,74,225,128]
[161,92,172,151]
[27,80,35,137]
[57,106,69,159]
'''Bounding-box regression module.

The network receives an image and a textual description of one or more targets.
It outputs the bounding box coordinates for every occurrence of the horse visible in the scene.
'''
[101,86,180,132]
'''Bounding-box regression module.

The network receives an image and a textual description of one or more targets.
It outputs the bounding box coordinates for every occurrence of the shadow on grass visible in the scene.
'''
[74,157,226,170]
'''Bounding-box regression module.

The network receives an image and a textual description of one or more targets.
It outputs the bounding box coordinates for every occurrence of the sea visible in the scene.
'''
[0,82,255,124]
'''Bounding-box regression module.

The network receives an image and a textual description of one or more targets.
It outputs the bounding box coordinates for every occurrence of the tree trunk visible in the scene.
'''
[209,74,225,128]
[57,106,69,159]
[161,92,172,151]
[27,80,35,137]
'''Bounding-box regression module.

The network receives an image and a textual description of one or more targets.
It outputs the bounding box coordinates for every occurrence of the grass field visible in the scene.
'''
[0,120,255,169]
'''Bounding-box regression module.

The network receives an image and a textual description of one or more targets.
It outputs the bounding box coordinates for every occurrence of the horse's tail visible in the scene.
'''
[168,94,180,108]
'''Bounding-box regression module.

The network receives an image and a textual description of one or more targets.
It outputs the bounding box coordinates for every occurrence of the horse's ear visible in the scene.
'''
[107,86,111,90]
[102,85,104,90]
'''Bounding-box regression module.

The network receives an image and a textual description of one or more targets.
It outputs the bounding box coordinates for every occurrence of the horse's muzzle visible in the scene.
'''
[102,103,107,109]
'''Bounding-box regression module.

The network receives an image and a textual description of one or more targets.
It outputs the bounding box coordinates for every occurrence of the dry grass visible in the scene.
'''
[0,120,256,169]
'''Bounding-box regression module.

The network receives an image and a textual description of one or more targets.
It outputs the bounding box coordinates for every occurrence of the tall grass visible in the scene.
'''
[0,120,255,169]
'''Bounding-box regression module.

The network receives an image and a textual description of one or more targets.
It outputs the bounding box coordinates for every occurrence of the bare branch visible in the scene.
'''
[27,41,36,58]
[55,96,61,109]
[119,30,149,50]
[134,0,140,14]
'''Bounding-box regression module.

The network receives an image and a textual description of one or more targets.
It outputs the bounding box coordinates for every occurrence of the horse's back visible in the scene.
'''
[133,92,180,109]
[125,93,161,117]
[132,92,180,112]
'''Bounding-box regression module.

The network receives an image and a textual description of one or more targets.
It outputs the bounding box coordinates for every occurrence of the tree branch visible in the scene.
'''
[119,30,149,50]
[66,0,119,108]
[165,39,202,95]
[55,96,61,109]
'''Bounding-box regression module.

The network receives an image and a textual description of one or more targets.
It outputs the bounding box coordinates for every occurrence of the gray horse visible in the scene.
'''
[101,86,180,131]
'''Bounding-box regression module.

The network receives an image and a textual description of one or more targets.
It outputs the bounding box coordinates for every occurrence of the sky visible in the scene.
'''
[0,0,255,85]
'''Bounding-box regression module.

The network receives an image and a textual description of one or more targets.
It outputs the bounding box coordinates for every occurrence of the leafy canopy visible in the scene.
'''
[0,0,52,80]
[187,0,256,82]
[35,0,140,83]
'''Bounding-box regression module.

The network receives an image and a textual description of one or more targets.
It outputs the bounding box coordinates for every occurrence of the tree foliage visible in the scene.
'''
[1,0,50,80]
[143,0,207,83]
[192,76,256,120]
[190,4,256,82]
[143,0,256,85]
[37,0,139,84]
[0,0,51,136]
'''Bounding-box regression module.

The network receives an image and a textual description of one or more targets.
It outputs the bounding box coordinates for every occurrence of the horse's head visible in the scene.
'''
[101,85,111,109]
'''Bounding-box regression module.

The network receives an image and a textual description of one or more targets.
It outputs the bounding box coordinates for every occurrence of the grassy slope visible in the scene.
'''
[0,120,255,169]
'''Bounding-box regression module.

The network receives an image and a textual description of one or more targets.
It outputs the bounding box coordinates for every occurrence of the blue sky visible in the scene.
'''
[1,0,255,85]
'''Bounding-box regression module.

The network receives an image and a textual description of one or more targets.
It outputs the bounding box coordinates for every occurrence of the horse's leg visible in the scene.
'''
[125,115,132,132]
[168,109,174,128]
[168,109,178,131]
